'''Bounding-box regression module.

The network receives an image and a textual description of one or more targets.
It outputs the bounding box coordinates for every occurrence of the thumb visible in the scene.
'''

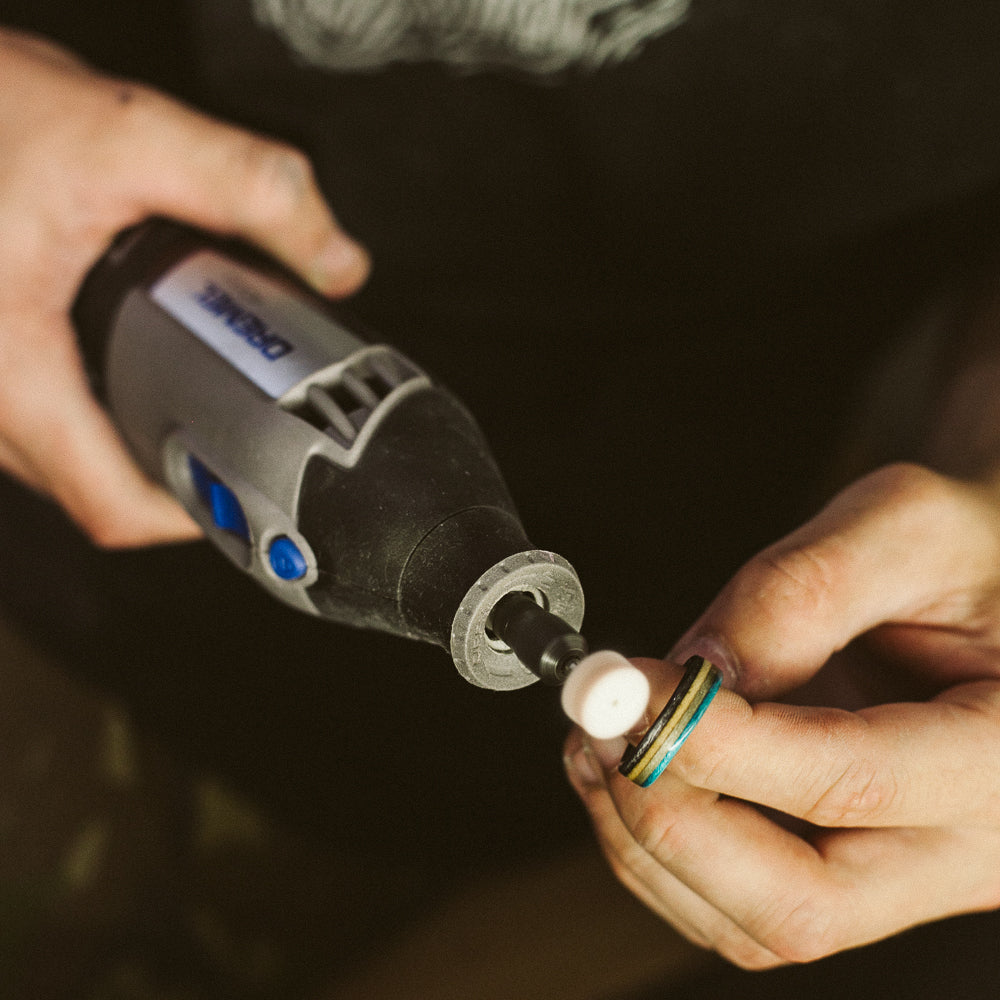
[670,463,1000,700]
[101,85,370,297]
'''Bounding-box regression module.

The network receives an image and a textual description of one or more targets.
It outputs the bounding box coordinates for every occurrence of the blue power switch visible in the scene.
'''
[188,455,250,542]
[269,536,308,581]
[209,481,250,540]
[189,454,215,506]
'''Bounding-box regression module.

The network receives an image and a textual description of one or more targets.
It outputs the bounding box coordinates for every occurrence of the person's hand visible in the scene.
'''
[0,27,369,546]
[565,461,1000,968]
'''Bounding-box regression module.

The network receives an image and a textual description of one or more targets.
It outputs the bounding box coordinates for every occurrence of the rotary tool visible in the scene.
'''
[72,219,586,691]
[71,219,723,782]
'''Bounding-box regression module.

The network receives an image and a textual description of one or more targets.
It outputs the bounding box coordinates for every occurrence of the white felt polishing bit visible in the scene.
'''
[560,650,650,739]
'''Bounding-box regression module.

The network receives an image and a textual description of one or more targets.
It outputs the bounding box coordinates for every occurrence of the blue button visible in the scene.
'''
[188,455,215,506]
[269,536,308,581]
[209,481,250,541]
[188,454,250,542]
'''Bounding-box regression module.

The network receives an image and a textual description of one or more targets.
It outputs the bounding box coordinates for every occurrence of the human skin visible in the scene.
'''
[0,27,369,546]
[565,456,1000,967]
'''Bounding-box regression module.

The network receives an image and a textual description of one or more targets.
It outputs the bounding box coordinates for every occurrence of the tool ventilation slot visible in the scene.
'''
[288,351,419,447]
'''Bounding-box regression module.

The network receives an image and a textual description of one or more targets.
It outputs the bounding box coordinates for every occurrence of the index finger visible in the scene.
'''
[91,83,370,297]
[0,308,200,547]
[630,659,1000,829]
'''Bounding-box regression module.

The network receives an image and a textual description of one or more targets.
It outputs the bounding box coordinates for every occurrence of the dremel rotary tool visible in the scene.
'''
[72,219,586,691]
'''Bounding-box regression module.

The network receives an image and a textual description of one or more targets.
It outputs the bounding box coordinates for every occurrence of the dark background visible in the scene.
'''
[3,0,1000,862]
[2,1,1000,994]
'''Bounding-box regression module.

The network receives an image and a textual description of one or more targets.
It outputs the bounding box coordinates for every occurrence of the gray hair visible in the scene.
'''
[252,0,690,73]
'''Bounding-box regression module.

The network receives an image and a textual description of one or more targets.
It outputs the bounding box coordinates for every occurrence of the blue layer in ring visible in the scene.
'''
[637,669,722,786]
[618,656,722,787]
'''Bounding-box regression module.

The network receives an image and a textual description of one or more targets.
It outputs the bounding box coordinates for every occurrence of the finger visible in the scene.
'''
[564,730,785,969]
[1,27,91,70]
[633,658,1000,828]
[92,83,370,297]
[603,764,1000,962]
[0,311,199,546]
[0,438,45,491]
[42,404,199,547]
[671,464,1000,700]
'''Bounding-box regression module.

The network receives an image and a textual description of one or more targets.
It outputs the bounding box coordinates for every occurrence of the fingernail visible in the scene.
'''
[312,236,370,290]
[565,741,603,788]
[670,634,739,688]
[591,736,628,770]
[565,735,630,790]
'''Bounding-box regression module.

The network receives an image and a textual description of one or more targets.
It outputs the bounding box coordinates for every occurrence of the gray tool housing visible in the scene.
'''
[73,220,584,689]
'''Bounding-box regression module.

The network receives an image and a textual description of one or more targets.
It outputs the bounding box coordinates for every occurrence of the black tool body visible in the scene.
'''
[73,220,584,689]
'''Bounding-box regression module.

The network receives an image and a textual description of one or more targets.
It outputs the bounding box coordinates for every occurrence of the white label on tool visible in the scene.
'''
[151,251,364,398]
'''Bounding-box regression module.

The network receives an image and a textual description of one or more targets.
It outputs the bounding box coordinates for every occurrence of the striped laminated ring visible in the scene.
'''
[618,655,722,787]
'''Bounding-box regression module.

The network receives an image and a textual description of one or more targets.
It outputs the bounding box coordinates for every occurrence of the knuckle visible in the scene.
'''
[628,798,692,863]
[730,463,954,634]
[862,461,946,511]
[669,734,728,790]
[756,894,845,964]
[86,79,175,178]
[738,542,842,630]
[853,462,962,537]
[109,79,160,113]
[98,78,167,137]
[236,141,316,224]
[805,755,900,826]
